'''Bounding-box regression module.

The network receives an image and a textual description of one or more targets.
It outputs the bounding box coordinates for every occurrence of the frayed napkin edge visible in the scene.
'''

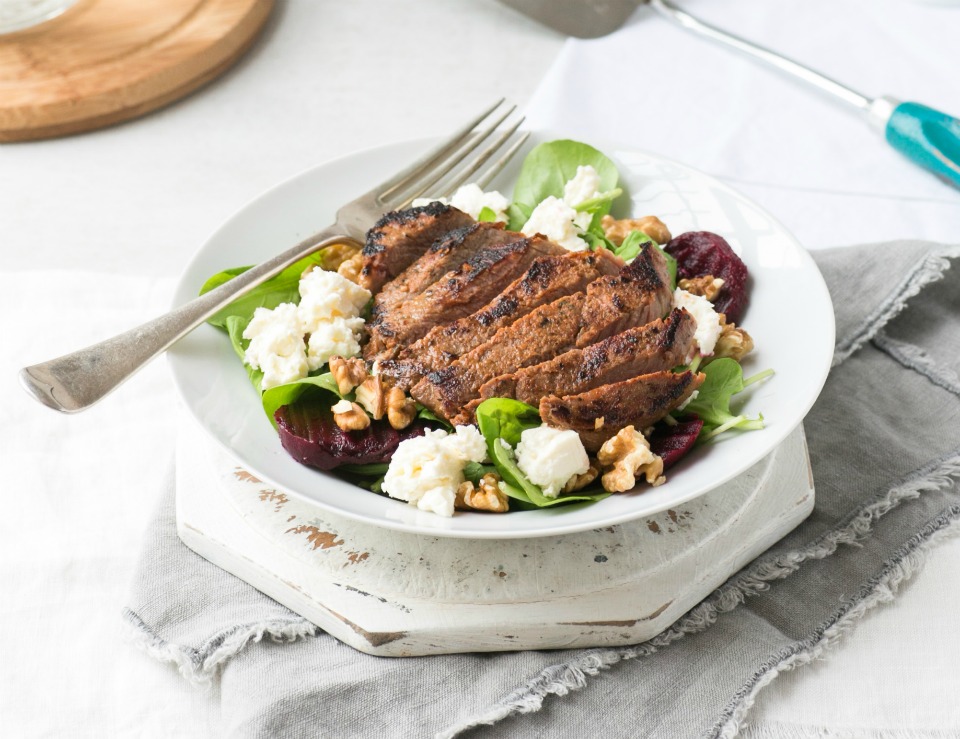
[833,245,960,368]
[122,609,318,687]
[439,449,960,739]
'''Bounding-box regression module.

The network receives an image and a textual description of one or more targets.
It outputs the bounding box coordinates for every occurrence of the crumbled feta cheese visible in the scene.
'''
[515,426,590,498]
[673,288,722,356]
[382,426,488,517]
[411,183,510,223]
[241,268,372,391]
[242,303,309,390]
[305,317,365,371]
[331,399,353,414]
[450,183,510,223]
[410,196,448,209]
[562,165,602,209]
[298,268,371,327]
[521,196,589,252]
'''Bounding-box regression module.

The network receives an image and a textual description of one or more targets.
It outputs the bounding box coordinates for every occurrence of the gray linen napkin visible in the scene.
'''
[125,240,960,738]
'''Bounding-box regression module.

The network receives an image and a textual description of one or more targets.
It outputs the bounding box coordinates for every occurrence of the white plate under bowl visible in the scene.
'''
[168,132,834,539]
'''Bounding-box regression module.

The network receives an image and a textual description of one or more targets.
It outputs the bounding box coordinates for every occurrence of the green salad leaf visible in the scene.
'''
[508,140,620,230]
[474,398,610,509]
[474,398,541,457]
[477,206,498,223]
[224,315,263,392]
[199,251,330,329]
[260,372,341,428]
[683,358,771,440]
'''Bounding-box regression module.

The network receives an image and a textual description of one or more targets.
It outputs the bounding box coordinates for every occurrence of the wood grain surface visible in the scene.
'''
[0,0,274,142]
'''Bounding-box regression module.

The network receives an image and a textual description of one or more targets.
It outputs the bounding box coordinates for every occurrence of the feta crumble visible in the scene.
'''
[521,196,589,252]
[243,303,309,390]
[521,165,603,252]
[241,268,372,390]
[673,288,722,356]
[515,426,590,498]
[562,165,602,209]
[382,426,488,517]
[411,183,510,223]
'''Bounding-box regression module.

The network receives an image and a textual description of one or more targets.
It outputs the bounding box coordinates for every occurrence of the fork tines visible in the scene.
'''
[377,100,529,211]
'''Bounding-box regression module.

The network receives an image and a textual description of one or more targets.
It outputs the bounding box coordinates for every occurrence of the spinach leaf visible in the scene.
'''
[260,372,341,428]
[509,140,620,230]
[198,250,329,329]
[683,358,769,439]
[476,398,610,509]
[614,229,654,262]
[490,438,610,508]
[224,315,263,392]
[474,398,541,457]
[462,461,499,483]
[506,202,534,232]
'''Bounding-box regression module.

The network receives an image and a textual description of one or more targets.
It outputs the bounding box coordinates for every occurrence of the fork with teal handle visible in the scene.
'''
[646,0,960,189]
[502,0,960,189]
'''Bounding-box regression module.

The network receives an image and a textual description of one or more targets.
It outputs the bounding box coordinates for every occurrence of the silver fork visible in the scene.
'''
[20,100,530,413]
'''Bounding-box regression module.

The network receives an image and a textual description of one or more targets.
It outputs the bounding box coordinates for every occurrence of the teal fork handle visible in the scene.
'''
[885,102,960,189]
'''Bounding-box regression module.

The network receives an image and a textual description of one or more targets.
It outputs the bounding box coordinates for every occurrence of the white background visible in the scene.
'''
[3,0,959,735]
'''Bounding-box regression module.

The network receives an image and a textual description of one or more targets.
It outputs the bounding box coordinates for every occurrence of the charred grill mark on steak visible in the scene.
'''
[539,370,705,452]
[372,222,522,319]
[381,251,620,390]
[478,308,697,406]
[359,203,475,293]
[410,293,587,423]
[364,236,567,363]
[576,244,672,348]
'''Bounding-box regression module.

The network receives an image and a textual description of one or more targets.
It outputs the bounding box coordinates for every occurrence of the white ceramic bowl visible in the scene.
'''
[168,132,834,539]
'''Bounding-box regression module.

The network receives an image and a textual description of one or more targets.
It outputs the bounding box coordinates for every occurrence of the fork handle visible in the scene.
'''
[20,225,350,413]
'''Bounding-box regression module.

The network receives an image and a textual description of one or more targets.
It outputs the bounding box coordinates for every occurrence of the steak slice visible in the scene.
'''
[411,293,587,423]
[373,222,519,318]
[364,235,567,362]
[479,307,697,405]
[380,250,624,390]
[539,370,704,452]
[577,243,672,348]
[359,203,474,293]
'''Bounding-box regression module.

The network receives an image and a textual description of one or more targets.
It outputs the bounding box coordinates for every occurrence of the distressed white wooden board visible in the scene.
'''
[176,418,814,656]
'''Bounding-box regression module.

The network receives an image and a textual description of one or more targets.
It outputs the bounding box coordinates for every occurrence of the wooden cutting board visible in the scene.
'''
[0,0,274,142]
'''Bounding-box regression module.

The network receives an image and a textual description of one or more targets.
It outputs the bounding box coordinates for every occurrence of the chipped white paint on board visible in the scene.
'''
[176,419,814,657]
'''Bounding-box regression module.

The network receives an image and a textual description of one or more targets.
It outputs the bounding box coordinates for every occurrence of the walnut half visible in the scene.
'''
[597,426,665,493]
[331,399,370,432]
[386,386,417,430]
[329,355,368,395]
[455,473,509,513]
[714,315,754,361]
[678,274,725,302]
[355,375,387,420]
[601,215,672,246]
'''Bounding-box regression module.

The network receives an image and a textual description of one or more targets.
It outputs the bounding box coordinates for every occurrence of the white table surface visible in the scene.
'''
[3,0,959,735]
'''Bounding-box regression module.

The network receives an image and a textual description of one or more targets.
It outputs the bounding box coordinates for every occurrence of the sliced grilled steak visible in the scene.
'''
[373,222,518,318]
[479,307,697,405]
[359,203,474,293]
[539,370,704,452]
[364,235,567,362]
[576,243,672,348]
[412,293,587,423]
[380,250,623,390]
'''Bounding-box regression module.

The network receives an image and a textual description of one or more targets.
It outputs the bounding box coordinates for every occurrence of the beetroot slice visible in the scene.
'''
[648,416,704,470]
[664,231,749,323]
[275,396,428,471]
